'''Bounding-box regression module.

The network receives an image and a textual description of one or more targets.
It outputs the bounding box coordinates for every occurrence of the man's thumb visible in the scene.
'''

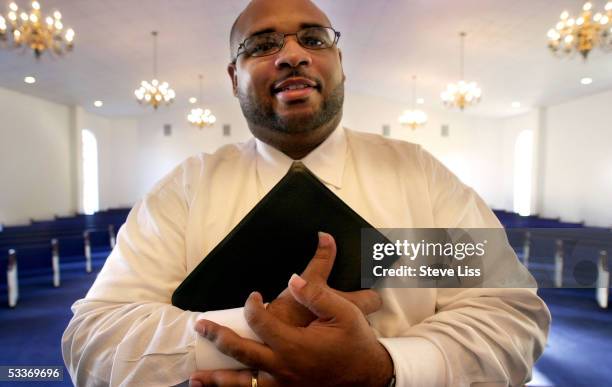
[300,232,336,283]
[288,273,351,321]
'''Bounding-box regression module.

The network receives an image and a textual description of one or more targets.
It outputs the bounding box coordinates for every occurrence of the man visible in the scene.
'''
[62,0,550,386]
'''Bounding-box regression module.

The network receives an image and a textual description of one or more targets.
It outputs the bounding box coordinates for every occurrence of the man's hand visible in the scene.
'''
[266,232,382,326]
[190,274,393,387]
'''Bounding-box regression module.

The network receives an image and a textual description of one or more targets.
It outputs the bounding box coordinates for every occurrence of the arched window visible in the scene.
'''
[513,130,533,216]
[82,129,99,215]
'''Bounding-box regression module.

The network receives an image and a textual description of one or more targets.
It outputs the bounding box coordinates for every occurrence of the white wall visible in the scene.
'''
[0,86,74,225]
[136,98,251,196]
[539,89,612,227]
[343,92,506,209]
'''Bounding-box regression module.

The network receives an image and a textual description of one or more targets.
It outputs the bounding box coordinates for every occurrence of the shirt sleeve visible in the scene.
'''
[378,148,551,387]
[61,164,258,387]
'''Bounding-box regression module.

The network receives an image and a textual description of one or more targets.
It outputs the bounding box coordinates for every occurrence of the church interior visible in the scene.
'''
[0,1,611,386]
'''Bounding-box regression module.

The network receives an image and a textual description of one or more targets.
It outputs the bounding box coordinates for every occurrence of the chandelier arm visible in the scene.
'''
[411,75,416,109]
[460,32,466,80]
[152,31,158,79]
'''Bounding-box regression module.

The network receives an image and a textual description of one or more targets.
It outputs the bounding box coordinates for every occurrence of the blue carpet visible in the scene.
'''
[534,288,612,387]
[0,256,106,387]
[0,257,610,386]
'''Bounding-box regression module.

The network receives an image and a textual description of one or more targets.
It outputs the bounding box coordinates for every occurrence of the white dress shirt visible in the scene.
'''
[62,127,550,387]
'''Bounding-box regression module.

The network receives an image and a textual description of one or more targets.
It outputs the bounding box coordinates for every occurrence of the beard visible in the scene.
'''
[238,81,344,134]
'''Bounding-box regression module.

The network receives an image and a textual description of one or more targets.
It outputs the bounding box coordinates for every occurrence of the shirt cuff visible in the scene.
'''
[378,337,446,387]
[194,307,262,370]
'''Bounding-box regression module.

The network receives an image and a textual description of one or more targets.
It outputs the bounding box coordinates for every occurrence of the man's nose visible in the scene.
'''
[274,36,312,69]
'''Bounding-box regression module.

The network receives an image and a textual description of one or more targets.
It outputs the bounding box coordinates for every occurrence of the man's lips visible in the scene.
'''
[272,77,319,103]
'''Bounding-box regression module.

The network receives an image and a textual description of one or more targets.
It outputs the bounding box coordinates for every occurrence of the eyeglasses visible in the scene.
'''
[232,26,341,64]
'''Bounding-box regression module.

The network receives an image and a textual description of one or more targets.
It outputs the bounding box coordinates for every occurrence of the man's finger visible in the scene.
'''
[189,369,255,387]
[195,319,277,372]
[244,291,300,349]
[300,232,336,283]
[334,289,382,316]
[287,273,355,321]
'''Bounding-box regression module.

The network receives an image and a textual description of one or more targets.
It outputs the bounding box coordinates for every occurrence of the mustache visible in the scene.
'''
[272,69,321,90]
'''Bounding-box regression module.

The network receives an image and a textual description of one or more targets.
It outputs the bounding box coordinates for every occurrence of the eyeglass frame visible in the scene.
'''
[231,26,341,64]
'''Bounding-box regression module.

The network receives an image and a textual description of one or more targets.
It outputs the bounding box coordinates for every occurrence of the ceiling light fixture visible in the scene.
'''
[0,1,74,58]
[441,32,482,110]
[399,75,428,130]
[547,1,612,59]
[189,97,197,104]
[187,74,216,129]
[23,75,35,83]
[580,77,593,85]
[94,100,103,107]
[134,31,175,110]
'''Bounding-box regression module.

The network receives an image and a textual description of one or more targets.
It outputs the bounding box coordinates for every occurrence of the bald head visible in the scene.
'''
[229,0,332,60]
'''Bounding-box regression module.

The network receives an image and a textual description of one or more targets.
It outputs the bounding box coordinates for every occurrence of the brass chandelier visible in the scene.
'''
[547,1,612,59]
[441,32,482,111]
[0,1,74,58]
[399,75,427,130]
[134,31,176,110]
[187,75,217,129]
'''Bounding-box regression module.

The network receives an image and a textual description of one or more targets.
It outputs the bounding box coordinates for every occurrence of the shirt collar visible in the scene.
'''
[255,125,347,193]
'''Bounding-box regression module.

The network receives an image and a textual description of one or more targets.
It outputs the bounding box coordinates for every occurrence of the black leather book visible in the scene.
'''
[172,161,386,312]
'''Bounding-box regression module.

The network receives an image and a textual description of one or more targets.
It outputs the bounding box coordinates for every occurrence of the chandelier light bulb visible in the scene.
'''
[561,10,569,19]
[53,10,61,19]
[399,109,427,129]
[32,1,40,10]
[9,3,18,12]
[583,2,592,12]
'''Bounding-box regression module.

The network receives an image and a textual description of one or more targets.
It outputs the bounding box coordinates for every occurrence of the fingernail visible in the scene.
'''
[249,291,262,302]
[318,231,331,247]
[189,379,202,387]
[195,321,206,336]
[289,273,307,289]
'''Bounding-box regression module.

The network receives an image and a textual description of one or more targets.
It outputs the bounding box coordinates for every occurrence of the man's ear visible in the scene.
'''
[338,48,346,82]
[227,63,238,97]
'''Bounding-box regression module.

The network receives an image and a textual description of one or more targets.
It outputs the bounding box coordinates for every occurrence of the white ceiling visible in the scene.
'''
[0,0,611,118]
